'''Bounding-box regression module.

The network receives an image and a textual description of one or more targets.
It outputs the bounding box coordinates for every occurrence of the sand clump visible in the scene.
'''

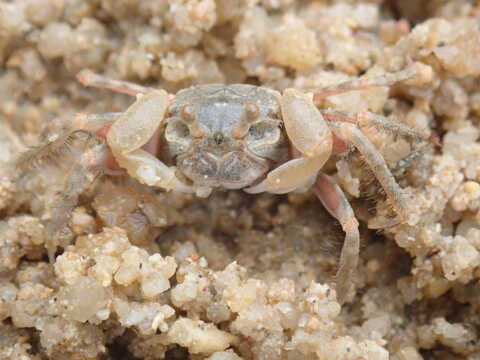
[1,0,480,359]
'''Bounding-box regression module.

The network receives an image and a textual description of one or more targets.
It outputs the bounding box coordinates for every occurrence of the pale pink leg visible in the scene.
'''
[321,109,429,140]
[73,112,123,132]
[314,173,360,304]
[77,70,156,96]
[312,65,419,102]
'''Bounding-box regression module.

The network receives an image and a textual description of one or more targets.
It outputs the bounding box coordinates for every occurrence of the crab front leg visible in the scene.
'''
[246,88,360,304]
[314,173,359,304]
[77,70,206,195]
[246,89,333,194]
[106,90,210,197]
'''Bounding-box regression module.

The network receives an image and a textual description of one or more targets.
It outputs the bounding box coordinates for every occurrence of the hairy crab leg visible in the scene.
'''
[15,113,121,173]
[367,144,433,229]
[314,173,360,304]
[329,121,408,224]
[47,133,108,262]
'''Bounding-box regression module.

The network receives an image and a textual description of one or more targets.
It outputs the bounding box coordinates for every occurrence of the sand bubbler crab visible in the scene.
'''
[17,62,432,304]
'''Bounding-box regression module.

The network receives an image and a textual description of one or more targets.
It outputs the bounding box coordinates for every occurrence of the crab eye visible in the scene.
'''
[248,124,261,140]
[165,119,192,150]
[247,120,280,145]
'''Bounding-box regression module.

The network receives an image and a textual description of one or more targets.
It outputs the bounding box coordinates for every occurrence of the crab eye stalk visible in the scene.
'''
[231,103,260,138]
[181,104,205,138]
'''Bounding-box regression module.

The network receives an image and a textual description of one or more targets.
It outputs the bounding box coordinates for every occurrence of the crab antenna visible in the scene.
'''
[181,104,205,137]
[232,103,260,138]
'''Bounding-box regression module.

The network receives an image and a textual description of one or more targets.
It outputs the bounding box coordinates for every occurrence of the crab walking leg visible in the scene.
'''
[313,64,420,102]
[16,113,123,174]
[391,143,433,176]
[314,173,359,304]
[73,112,123,133]
[47,137,108,262]
[15,130,78,172]
[77,70,156,96]
[330,121,408,221]
[246,88,333,194]
[106,89,209,196]
[321,109,430,140]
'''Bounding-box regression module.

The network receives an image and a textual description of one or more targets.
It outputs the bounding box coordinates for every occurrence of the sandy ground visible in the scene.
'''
[1,0,480,359]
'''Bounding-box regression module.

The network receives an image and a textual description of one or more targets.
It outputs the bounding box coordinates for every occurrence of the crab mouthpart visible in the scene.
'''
[177,151,268,189]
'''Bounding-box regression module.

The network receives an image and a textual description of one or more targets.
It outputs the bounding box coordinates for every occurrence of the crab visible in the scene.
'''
[18,63,430,304]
